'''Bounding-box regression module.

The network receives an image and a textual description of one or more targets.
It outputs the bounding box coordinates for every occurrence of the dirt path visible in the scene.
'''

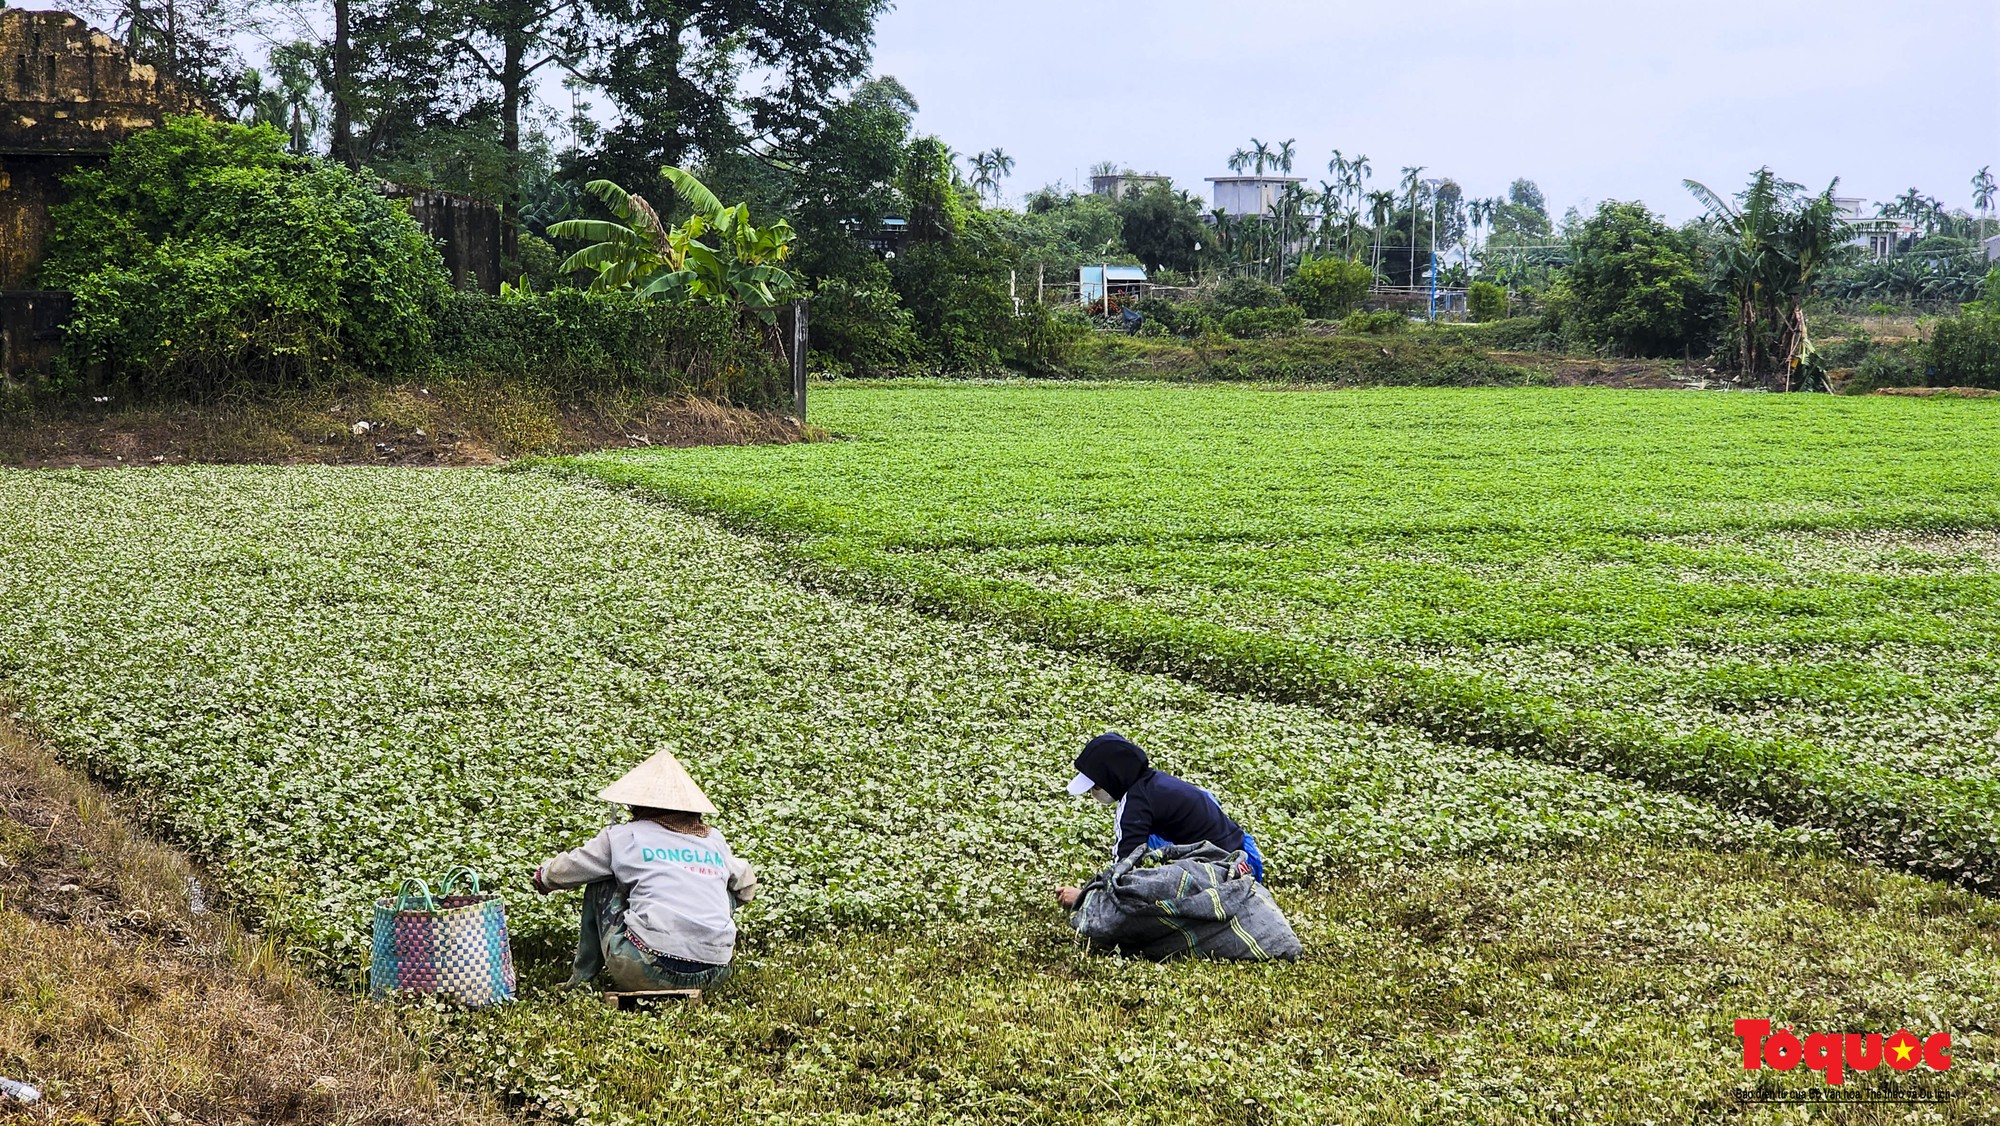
[0,712,504,1125]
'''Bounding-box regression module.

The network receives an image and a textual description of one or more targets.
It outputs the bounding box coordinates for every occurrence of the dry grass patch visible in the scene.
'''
[0,382,821,468]
[0,712,503,1126]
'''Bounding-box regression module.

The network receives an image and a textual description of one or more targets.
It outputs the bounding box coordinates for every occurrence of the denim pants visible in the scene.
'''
[571,879,734,992]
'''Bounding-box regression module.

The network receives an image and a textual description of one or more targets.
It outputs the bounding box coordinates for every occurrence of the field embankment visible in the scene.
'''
[558,382,2000,894]
[0,711,501,1125]
[2,464,1998,1120]
[0,383,815,468]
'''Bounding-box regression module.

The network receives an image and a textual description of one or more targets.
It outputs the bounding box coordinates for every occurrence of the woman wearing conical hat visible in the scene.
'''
[530,750,758,991]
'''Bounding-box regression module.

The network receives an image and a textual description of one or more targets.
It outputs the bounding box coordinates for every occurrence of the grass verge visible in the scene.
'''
[0,710,501,1125]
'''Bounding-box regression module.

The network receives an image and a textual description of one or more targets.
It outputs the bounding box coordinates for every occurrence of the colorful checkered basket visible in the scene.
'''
[369,866,517,1007]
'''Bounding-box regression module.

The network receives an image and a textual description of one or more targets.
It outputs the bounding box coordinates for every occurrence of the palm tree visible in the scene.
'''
[1686,168,1850,390]
[1367,189,1395,279]
[1274,138,1298,279]
[1315,180,1341,256]
[981,148,1015,205]
[969,152,997,205]
[1976,165,1992,245]
[1401,166,1426,287]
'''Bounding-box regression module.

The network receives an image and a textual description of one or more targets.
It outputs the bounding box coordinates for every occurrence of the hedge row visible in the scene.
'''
[431,290,789,407]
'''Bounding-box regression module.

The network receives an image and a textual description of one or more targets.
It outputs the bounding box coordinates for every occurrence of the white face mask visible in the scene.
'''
[1089,786,1116,805]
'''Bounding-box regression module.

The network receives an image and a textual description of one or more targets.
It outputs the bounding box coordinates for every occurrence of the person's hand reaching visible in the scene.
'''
[1055,885,1081,909]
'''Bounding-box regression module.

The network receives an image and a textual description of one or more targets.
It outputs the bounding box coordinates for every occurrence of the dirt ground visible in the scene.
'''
[0,384,818,469]
[0,713,505,1125]
[1491,352,1756,391]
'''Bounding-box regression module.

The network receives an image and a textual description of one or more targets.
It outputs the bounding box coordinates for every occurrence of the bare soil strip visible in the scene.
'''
[0,384,817,469]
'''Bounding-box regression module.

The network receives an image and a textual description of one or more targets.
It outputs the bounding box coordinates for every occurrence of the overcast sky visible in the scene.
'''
[873,0,1999,223]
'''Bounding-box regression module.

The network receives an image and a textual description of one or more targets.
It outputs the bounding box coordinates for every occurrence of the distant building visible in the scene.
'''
[1079,265,1147,304]
[1205,175,1304,219]
[1090,172,1170,200]
[1984,233,2000,262]
[843,216,908,257]
[1832,196,1916,259]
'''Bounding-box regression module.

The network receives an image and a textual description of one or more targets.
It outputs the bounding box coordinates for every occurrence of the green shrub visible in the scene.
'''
[1561,201,1720,357]
[41,115,448,400]
[1342,310,1408,335]
[1134,297,1217,339]
[1468,281,1508,322]
[1080,332,1534,387]
[1929,313,2000,389]
[1438,316,1554,350]
[1211,277,1287,312]
[808,266,919,377]
[1219,304,1306,339]
[1284,257,1374,319]
[1842,345,1927,392]
[431,289,788,406]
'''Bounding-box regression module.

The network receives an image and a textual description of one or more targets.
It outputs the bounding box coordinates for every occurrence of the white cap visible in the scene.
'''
[597,750,717,814]
[1066,772,1098,797]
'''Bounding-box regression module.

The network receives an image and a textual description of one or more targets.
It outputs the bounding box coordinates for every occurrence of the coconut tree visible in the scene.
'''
[969,152,997,204]
[1367,189,1395,279]
[1273,138,1298,279]
[976,148,1016,206]
[1400,166,1426,287]
[1685,168,1850,390]
[1973,166,1995,243]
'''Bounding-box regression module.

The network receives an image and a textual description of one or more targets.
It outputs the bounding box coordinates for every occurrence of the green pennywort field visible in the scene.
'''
[0,467,1779,963]
[1,464,1998,1122]
[559,382,2000,894]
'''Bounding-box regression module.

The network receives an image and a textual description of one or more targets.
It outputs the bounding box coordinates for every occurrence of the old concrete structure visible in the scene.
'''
[383,183,503,294]
[1,8,208,291]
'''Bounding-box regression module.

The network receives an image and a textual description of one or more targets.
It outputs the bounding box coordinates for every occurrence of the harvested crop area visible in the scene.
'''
[2,464,1997,1121]
[562,382,2000,894]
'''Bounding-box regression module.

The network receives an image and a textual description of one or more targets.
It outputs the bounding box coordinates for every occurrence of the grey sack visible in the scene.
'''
[1066,842,1301,962]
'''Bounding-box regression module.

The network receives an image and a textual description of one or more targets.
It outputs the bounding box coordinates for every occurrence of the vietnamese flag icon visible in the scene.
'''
[1885,1030,1922,1071]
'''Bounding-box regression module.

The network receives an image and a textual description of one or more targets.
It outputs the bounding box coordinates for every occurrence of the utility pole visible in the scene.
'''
[1424,179,1442,321]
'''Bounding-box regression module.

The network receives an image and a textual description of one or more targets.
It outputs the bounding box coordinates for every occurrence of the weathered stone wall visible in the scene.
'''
[384,183,503,294]
[1,8,208,289]
[0,290,71,378]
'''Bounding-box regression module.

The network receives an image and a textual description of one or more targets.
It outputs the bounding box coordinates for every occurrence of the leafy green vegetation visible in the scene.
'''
[40,116,448,398]
[561,383,2000,892]
[546,169,798,312]
[4,463,2000,1121]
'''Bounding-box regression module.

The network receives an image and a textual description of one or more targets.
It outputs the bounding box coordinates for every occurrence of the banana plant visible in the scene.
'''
[548,167,797,319]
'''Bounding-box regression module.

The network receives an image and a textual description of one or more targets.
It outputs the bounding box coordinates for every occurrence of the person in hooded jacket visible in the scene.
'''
[1055,731,1264,908]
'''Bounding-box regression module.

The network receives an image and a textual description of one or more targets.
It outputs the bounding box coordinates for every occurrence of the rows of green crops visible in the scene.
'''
[3,465,1999,1121]
[561,382,2000,891]
[0,467,1775,967]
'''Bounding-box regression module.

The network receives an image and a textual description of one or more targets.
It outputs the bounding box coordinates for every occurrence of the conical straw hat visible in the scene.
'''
[596,750,717,814]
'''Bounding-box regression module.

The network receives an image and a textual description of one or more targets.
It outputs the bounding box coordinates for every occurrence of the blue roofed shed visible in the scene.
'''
[1079,265,1148,303]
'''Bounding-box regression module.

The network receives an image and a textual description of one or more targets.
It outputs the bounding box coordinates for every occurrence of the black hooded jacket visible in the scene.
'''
[1074,732,1247,860]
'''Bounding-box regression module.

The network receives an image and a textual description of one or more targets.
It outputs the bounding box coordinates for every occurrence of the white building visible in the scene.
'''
[1986,233,2000,262]
[1090,172,1171,200]
[1205,175,1304,219]
[1833,196,1916,259]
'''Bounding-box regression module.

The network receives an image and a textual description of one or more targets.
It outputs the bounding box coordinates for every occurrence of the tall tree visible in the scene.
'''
[1400,165,1425,287]
[1974,166,1996,244]
[1686,168,1851,389]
